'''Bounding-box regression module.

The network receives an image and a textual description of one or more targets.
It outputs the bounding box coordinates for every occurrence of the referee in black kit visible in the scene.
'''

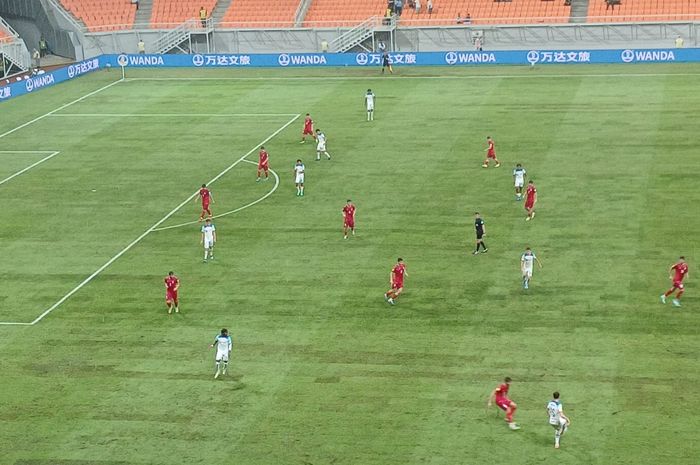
[473,212,488,255]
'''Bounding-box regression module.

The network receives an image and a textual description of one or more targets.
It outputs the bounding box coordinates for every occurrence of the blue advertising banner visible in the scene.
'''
[1,49,697,103]
[0,57,102,102]
[103,48,700,69]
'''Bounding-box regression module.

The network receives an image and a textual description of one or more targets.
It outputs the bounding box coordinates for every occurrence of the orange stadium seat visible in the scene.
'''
[588,0,700,23]
[59,0,136,31]
[151,0,218,28]
[220,0,301,28]
[0,21,13,43]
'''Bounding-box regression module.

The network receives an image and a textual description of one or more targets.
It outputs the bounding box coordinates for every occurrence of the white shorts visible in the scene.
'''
[317,143,326,152]
[522,268,533,278]
[204,238,214,249]
[515,179,524,188]
[550,418,568,430]
[295,173,305,184]
[367,103,374,111]
[216,349,229,362]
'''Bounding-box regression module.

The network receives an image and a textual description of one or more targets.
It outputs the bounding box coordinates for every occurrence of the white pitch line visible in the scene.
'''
[0,79,122,140]
[124,72,700,82]
[49,113,299,118]
[19,114,300,326]
[0,151,60,187]
[0,321,32,326]
[152,159,280,232]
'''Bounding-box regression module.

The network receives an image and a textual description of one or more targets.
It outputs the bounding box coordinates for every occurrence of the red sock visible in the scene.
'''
[664,289,674,297]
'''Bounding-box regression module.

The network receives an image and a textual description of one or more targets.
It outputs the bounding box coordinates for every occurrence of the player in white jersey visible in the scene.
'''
[547,391,570,448]
[315,129,331,161]
[513,163,527,200]
[200,218,216,262]
[521,247,542,289]
[365,88,375,121]
[294,159,305,196]
[209,328,232,379]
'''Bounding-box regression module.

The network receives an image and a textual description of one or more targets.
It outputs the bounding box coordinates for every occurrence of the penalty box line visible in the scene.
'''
[152,159,280,232]
[0,114,300,327]
[0,151,61,187]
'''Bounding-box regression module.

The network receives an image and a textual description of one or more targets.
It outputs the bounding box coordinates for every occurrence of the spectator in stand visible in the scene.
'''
[464,12,472,24]
[456,12,462,24]
[675,35,684,48]
[32,49,40,70]
[606,0,618,11]
[407,0,415,9]
[474,36,482,51]
[138,38,145,54]
[199,6,208,27]
[39,36,48,57]
[415,0,421,14]
[388,0,395,13]
[395,0,403,16]
[427,0,433,16]
[131,0,139,10]
[384,7,393,24]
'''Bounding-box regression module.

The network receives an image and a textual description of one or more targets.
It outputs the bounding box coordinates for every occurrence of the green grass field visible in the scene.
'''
[0,64,698,465]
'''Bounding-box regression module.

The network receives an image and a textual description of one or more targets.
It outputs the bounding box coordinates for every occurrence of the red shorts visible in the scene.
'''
[524,199,534,209]
[202,203,211,211]
[344,218,354,228]
[303,127,313,135]
[166,291,178,302]
[673,281,685,290]
[496,398,512,411]
[392,282,403,290]
[487,151,496,159]
[258,163,268,171]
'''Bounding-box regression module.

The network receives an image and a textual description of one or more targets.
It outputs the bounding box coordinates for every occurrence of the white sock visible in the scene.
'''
[300,186,304,194]
[215,362,220,373]
[204,250,208,260]
[325,152,330,159]
[223,362,228,374]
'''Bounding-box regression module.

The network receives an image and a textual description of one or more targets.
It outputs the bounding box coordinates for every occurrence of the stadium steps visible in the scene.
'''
[134,0,154,26]
[569,0,590,23]
[211,0,233,25]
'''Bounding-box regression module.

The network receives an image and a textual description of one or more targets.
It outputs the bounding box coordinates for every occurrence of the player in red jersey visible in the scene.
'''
[256,146,269,182]
[384,258,407,305]
[164,271,180,314]
[300,113,315,143]
[196,184,213,221]
[342,199,356,239]
[482,136,500,168]
[661,256,689,307]
[488,376,520,430]
[524,180,537,221]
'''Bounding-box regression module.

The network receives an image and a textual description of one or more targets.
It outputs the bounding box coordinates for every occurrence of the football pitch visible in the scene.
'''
[0,64,698,464]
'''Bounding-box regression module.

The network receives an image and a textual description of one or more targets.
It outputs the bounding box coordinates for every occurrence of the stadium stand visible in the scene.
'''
[151,0,218,27]
[219,0,300,28]
[0,19,13,43]
[59,0,137,31]
[304,0,571,27]
[587,0,700,23]
[398,1,571,25]
[304,0,385,27]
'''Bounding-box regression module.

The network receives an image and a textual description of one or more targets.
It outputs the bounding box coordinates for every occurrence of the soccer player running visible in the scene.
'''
[524,180,537,221]
[482,136,500,168]
[660,256,689,307]
[547,391,571,449]
[209,328,232,379]
[196,184,213,222]
[381,51,393,74]
[513,163,527,200]
[294,159,305,196]
[315,129,331,161]
[473,212,488,255]
[342,199,356,239]
[365,88,376,121]
[384,258,407,305]
[488,376,520,430]
[521,247,542,290]
[200,218,216,263]
[300,113,315,143]
[256,146,269,182]
[164,271,180,314]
